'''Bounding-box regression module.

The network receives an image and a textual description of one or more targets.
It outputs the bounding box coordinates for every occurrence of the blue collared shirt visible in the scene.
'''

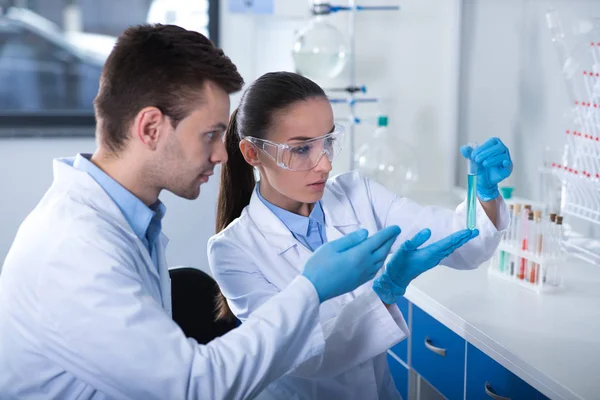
[73,154,166,267]
[256,185,327,252]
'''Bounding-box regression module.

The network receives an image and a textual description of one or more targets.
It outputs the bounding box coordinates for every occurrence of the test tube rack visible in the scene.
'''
[488,242,564,293]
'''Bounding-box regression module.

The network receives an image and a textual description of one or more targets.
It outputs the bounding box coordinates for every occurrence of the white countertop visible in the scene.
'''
[405,191,600,400]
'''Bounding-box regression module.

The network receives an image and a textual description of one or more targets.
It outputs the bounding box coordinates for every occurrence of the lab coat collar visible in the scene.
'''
[52,157,164,283]
[248,190,298,255]
[247,181,359,255]
[73,153,167,247]
[256,185,325,237]
[156,233,172,314]
[53,158,133,234]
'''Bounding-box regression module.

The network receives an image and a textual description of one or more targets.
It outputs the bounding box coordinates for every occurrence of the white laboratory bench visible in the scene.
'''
[392,191,600,400]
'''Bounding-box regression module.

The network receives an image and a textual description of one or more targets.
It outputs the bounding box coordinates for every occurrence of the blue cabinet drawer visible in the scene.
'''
[411,305,465,400]
[387,353,409,400]
[466,343,537,400]
[228,0,274,14]
[390,296,409,363]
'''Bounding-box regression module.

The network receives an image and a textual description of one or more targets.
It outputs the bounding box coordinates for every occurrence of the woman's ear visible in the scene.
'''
[239,140,262,167]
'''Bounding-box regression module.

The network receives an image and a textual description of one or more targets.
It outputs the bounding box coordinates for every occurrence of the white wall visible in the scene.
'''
[0,138,94,271]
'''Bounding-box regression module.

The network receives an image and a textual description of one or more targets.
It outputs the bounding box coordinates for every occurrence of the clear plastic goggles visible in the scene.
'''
[245,124,345,171]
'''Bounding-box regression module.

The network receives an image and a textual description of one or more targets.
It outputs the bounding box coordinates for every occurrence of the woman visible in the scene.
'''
[208,72,511,399]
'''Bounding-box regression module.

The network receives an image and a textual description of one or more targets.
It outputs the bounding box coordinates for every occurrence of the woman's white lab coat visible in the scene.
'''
[208,171,509,400]
[0,157,329,400]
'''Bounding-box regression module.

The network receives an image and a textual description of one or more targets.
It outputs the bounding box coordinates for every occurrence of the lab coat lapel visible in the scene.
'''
[130,237,161,283]
[156,233,172,315]
[247,190,299,256]
[321,185,362,241]
[320,185,363,305]
[247,191,310,284]
[119,215,166,310]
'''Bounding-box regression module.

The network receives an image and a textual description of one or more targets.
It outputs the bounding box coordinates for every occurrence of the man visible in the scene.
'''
[0,24,403,399]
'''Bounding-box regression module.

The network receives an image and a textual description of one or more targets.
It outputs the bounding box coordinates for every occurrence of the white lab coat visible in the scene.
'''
[0,157,329,400]
[208,171,509,400]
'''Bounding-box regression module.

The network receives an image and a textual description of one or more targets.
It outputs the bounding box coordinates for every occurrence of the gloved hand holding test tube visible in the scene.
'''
[460,137,514,228]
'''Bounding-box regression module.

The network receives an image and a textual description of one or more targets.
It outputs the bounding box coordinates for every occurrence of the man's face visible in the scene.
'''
[157,81,230,200]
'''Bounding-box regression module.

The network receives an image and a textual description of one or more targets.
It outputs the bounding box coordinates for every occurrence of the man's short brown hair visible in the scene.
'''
[94,24,244,152]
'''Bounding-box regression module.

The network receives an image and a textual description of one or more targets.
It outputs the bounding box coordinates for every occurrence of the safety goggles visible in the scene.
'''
[244,124,345,171]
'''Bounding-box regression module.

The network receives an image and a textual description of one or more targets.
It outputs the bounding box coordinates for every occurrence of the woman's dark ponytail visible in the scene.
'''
[215,108,255,322]
[216,108,255,234]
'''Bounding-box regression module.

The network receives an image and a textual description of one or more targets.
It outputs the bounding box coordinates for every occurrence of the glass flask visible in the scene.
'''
[355,115,419,194]
[292,16,348,80]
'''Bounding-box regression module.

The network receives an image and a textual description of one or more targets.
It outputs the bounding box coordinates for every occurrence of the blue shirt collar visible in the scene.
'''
[256,184,325,237]
[73,154,166,244]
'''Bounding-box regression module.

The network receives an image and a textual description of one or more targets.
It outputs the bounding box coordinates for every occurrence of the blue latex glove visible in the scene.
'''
[373,228,479,304]
[302,226,401,303]
[460,137,513,202]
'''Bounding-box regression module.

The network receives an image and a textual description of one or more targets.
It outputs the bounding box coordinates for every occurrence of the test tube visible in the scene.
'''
[543,214,558,283]
[466,143,478,230]
[548,213,557,256]
[556,215,564,254]
[521,206,531,240]
[522,205,532,247]
[529,210,543,284]
[534,211,544,256]
[549,215,564,284]
[498,205,514,274]
[511,204,522,246]
[518,211,533,280]
[510,204,522,276]
[499,247,506,273]
[507,205,514,242]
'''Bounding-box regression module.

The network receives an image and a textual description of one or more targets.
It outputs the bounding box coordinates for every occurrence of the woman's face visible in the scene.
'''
[257,96,335,210]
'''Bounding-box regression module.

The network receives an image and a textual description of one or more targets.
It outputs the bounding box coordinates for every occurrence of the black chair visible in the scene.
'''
[169,267,237,344]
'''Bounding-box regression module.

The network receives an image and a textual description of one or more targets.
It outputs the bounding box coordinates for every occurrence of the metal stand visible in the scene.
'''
[309,1,400,169]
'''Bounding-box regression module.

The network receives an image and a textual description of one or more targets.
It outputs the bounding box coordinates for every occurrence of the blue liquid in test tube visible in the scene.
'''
[467,143,478,230]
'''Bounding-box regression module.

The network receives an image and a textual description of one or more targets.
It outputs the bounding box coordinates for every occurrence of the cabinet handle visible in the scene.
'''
[424,337,446,357]
[485,382,511,400]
